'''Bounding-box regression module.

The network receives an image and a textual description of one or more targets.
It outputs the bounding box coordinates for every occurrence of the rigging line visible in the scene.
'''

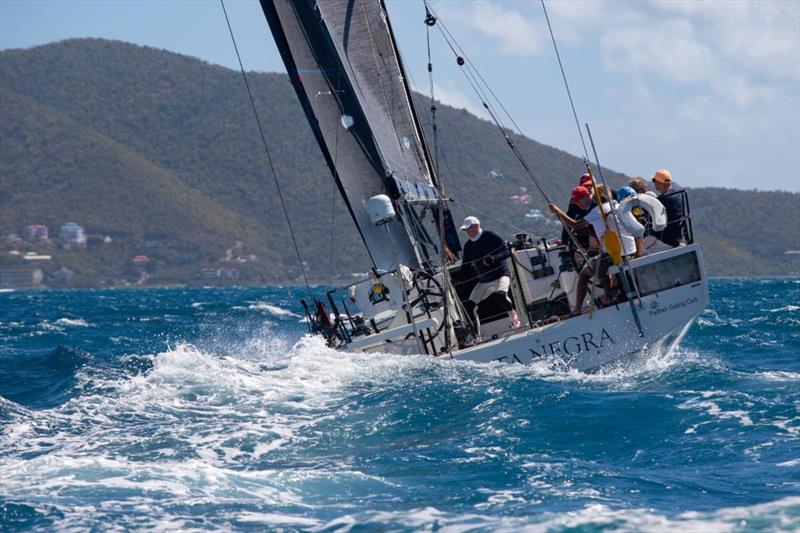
[328,69,343,287]
[438,147,545,246]
[431,21,508,133]
[424,1,522,136]
[448,197,531,235]
[220,0,312,294]
[423,4,567,208]
[424,2,592,263]
[425,5,438,176]
[420,1,501,128]
[366,1,442,269]
[421,4,551,203]
[540,0,589,161]
[328,182,337,286]
[359,0,412,181]
[424,5,453,351]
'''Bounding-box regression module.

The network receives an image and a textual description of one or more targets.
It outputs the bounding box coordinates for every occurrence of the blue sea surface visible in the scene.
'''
[1,279,798,531]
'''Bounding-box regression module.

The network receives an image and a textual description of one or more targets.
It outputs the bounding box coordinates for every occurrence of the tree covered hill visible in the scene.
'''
[0,39,797,286]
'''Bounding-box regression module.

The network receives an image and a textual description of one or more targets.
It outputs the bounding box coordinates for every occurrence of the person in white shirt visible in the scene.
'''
[549,185,643,315]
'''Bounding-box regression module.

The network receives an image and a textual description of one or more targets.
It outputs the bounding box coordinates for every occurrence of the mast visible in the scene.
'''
[260,0,456,272]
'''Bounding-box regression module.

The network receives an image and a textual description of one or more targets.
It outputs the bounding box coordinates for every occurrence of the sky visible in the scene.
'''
[1,0,798,193]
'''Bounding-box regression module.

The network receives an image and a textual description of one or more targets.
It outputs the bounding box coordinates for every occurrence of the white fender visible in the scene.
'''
[619,194,668,236]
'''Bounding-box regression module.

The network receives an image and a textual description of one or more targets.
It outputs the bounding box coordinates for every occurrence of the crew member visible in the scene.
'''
[627,177,649,195]
[560,185,596,255]
[651,169,686,247]
[459,216,518,327]
[549,185,642,315]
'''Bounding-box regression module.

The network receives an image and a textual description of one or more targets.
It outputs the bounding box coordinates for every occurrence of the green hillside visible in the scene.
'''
[1,39,797,286]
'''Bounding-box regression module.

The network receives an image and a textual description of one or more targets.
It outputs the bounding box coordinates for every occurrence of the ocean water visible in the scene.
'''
[1,279,798,532]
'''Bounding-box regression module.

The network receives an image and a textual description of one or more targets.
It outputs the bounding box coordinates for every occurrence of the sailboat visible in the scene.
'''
[256,0,708,371]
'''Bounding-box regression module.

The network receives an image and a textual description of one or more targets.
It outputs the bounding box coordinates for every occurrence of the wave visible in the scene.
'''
[770,305,800,313]
[54,318,91,327]
[1,316,796,531]
[1,498,800,533]
[307,497,800,532]
[246,302,302,318]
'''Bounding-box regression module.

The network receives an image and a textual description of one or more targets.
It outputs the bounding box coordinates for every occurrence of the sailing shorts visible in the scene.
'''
[469,275,510,304]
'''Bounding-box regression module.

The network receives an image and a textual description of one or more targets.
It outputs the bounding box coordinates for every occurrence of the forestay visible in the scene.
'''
[260,0,452,271]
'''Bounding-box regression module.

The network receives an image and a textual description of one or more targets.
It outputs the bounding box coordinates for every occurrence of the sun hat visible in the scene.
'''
[459,216,480,230]
[570,186,590,203]
[617,186,637,201]
[652,169,672,184]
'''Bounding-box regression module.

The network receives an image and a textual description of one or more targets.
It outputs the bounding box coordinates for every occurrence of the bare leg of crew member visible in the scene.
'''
[573,265,593,315]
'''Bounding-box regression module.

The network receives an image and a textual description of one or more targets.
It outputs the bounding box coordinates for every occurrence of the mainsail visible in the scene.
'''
[260,0,458,271]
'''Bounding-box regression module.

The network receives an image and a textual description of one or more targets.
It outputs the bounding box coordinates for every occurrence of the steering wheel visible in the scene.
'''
[409,269,443,309]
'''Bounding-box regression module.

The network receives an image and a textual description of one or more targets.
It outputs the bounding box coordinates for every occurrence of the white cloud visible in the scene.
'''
[649,0,800,83]
[711,75,775,110]
[419,0,799,189]
[456,1,544,57]
[591,0,798,109]
[601,18,715,84]
[540,0,608,43]
[631,77,652,101]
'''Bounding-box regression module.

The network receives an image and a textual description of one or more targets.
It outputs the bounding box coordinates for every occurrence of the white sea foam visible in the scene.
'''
[1,323,795,531]
[755,370,800,382]
[770,305,800,313]
[247,302,301,318]
[310,497,800,533]
[677,392,754,427]
[0,335,432,505]
[55,317,91,327]
[236,512,321,527]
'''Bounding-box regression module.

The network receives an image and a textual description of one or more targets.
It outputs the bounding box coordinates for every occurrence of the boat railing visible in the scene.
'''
[320,265,448,346]
[660,189,694,245]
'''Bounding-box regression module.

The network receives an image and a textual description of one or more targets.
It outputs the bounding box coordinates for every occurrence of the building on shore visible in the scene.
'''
[0,269,44,288]
[60,222,87,246]
[51,267,75,284]
[22,252,52,261]
[201,268,240,280]
[23,225,49,242]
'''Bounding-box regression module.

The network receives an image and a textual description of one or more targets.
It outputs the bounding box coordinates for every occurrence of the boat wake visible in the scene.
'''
[1,323,797,531]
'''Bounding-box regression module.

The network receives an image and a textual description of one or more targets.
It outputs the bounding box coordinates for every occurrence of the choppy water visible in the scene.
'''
[1,279,798,532]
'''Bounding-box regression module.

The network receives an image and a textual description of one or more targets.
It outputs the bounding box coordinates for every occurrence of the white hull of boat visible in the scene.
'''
[340,245,708,372]
[448,278,706,371]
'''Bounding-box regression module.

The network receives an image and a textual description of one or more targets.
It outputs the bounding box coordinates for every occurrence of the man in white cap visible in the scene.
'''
[458,216,519,328]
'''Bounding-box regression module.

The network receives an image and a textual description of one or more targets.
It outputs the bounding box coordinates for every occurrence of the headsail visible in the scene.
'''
[260,0,459,271]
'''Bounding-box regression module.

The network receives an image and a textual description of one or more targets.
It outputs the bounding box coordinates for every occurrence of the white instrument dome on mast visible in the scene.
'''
[367,195,396,225]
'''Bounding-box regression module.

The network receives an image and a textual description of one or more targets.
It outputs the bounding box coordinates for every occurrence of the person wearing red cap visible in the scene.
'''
[560,185,596,255]
[651,169,686,247]
[550,185,642,314]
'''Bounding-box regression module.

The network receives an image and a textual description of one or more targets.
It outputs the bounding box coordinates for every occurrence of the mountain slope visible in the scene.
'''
[1,39,797,285]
